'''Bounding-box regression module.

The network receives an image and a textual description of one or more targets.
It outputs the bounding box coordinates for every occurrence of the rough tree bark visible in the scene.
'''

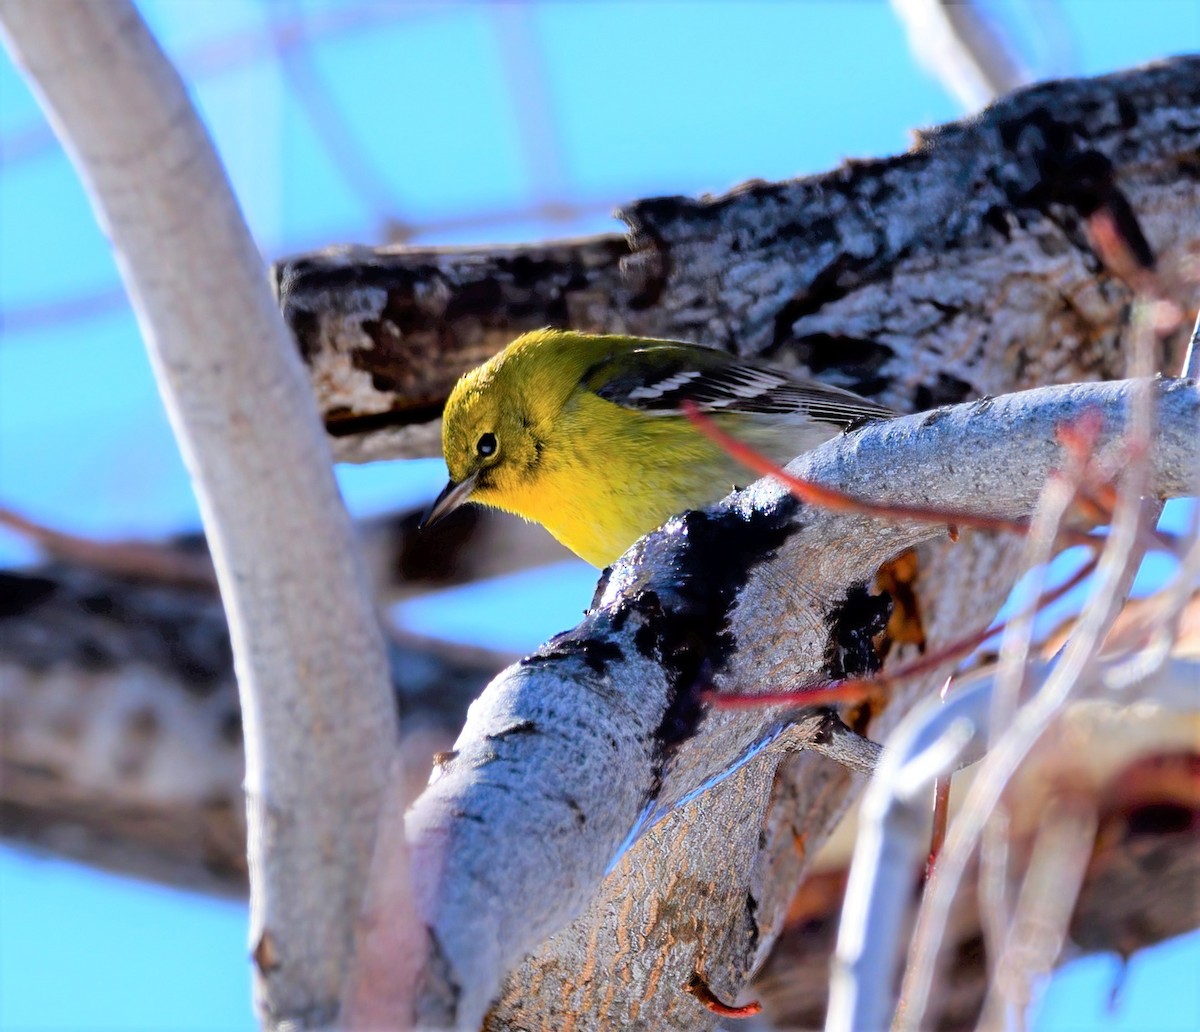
[276,57,1199,462]
[271,57,1200,1029]
[394,378,1196,1030]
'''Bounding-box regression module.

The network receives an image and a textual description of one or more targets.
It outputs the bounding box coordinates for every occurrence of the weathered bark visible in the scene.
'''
[0,563,507,892]
[276,57,1200,463]
[399,379,1197,1029]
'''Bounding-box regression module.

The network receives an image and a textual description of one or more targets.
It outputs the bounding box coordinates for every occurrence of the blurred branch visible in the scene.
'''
[267,1,403,232]
[890,0,1030,109]
[828,676,987,1032]
[275,58,1200,462]
[0,506,217,588]
[0,3,399,1029]
[752,691,1200,1029]
[0,562,504,894]
[0,499,553,886]
[827,644,1200,1031]
[0,2,418,165]
[0,194,624,337]
[489,3,570,205]
[898,302,1175,1029]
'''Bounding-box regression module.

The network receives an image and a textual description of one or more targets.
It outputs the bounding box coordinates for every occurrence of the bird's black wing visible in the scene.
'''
[589,343,893,427]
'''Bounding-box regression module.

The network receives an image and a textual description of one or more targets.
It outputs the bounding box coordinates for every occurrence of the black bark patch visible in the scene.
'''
[825,582,892,680]
[615,495,802,777]
[769,254,875,351]
[564,797,587,827]
[913,372,975,411]
[993,107,1156,270]
[783,334,895,398]
[324,402,445,436]
[521,633,624,676]
[1126,803,1196,837]
[616,202,672,308]
[745,891,760,955]
[0,573,57,617]
[287,307,321,362]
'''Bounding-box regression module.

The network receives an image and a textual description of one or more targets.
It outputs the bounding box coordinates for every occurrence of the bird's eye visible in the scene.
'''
[476,432,497,458]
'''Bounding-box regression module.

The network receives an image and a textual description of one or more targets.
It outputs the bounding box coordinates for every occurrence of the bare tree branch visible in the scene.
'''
[275,57,1200,463]
[753,704,1200,1030]
[399,377,1197,1029]
[0,4,398,1028]
[0,563,505,893]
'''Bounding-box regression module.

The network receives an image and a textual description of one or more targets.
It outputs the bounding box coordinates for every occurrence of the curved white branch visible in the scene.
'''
[0,4,398,1028]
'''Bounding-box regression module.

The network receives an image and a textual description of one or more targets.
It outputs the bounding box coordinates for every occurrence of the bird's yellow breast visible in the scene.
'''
[474,393,776,567]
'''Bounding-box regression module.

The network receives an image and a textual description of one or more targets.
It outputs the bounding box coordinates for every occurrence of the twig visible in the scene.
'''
[683,402,1099,550]
[981,797,1099,1029]
[977,418,1094,977]
[0,505,216,588]
[826,675,992,1032]
[895,311,1169,1030]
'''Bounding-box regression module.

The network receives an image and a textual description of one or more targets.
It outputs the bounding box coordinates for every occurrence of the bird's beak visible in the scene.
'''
[422,472,478,528]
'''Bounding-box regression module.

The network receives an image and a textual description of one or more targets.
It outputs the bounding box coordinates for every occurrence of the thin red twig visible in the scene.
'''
[706,553,1099,712]
[683,973,763,1018]
[926,776,952,880]
[682,402,1099,548]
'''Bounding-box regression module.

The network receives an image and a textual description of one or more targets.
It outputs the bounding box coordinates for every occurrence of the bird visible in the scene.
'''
[426,329,893,567]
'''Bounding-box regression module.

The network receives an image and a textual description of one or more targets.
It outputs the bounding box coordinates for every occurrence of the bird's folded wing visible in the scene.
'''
[588,342,894,427]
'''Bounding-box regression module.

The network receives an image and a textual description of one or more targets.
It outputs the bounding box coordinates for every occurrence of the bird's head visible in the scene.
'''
[426,329,596,525]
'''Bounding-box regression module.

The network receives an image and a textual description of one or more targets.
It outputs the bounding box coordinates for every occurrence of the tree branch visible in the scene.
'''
[275,56,1200,462]
[399,377,1197,1028]
[0,563,505,893]
[0,4,398,1027]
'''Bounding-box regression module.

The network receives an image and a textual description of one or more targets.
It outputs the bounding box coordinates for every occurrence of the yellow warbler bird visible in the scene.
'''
[427,329,893,567]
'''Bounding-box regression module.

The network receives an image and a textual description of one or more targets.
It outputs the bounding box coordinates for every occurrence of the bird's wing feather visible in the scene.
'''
[588,343,893,427]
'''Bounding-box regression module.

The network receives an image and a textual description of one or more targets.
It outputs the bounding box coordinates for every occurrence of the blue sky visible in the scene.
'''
[1,2,1198,1029]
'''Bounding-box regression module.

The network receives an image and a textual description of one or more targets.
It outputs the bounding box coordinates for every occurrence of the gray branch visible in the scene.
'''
[275,56,1200,462]
[0,562,505,893]
[402,377,1198,1028]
